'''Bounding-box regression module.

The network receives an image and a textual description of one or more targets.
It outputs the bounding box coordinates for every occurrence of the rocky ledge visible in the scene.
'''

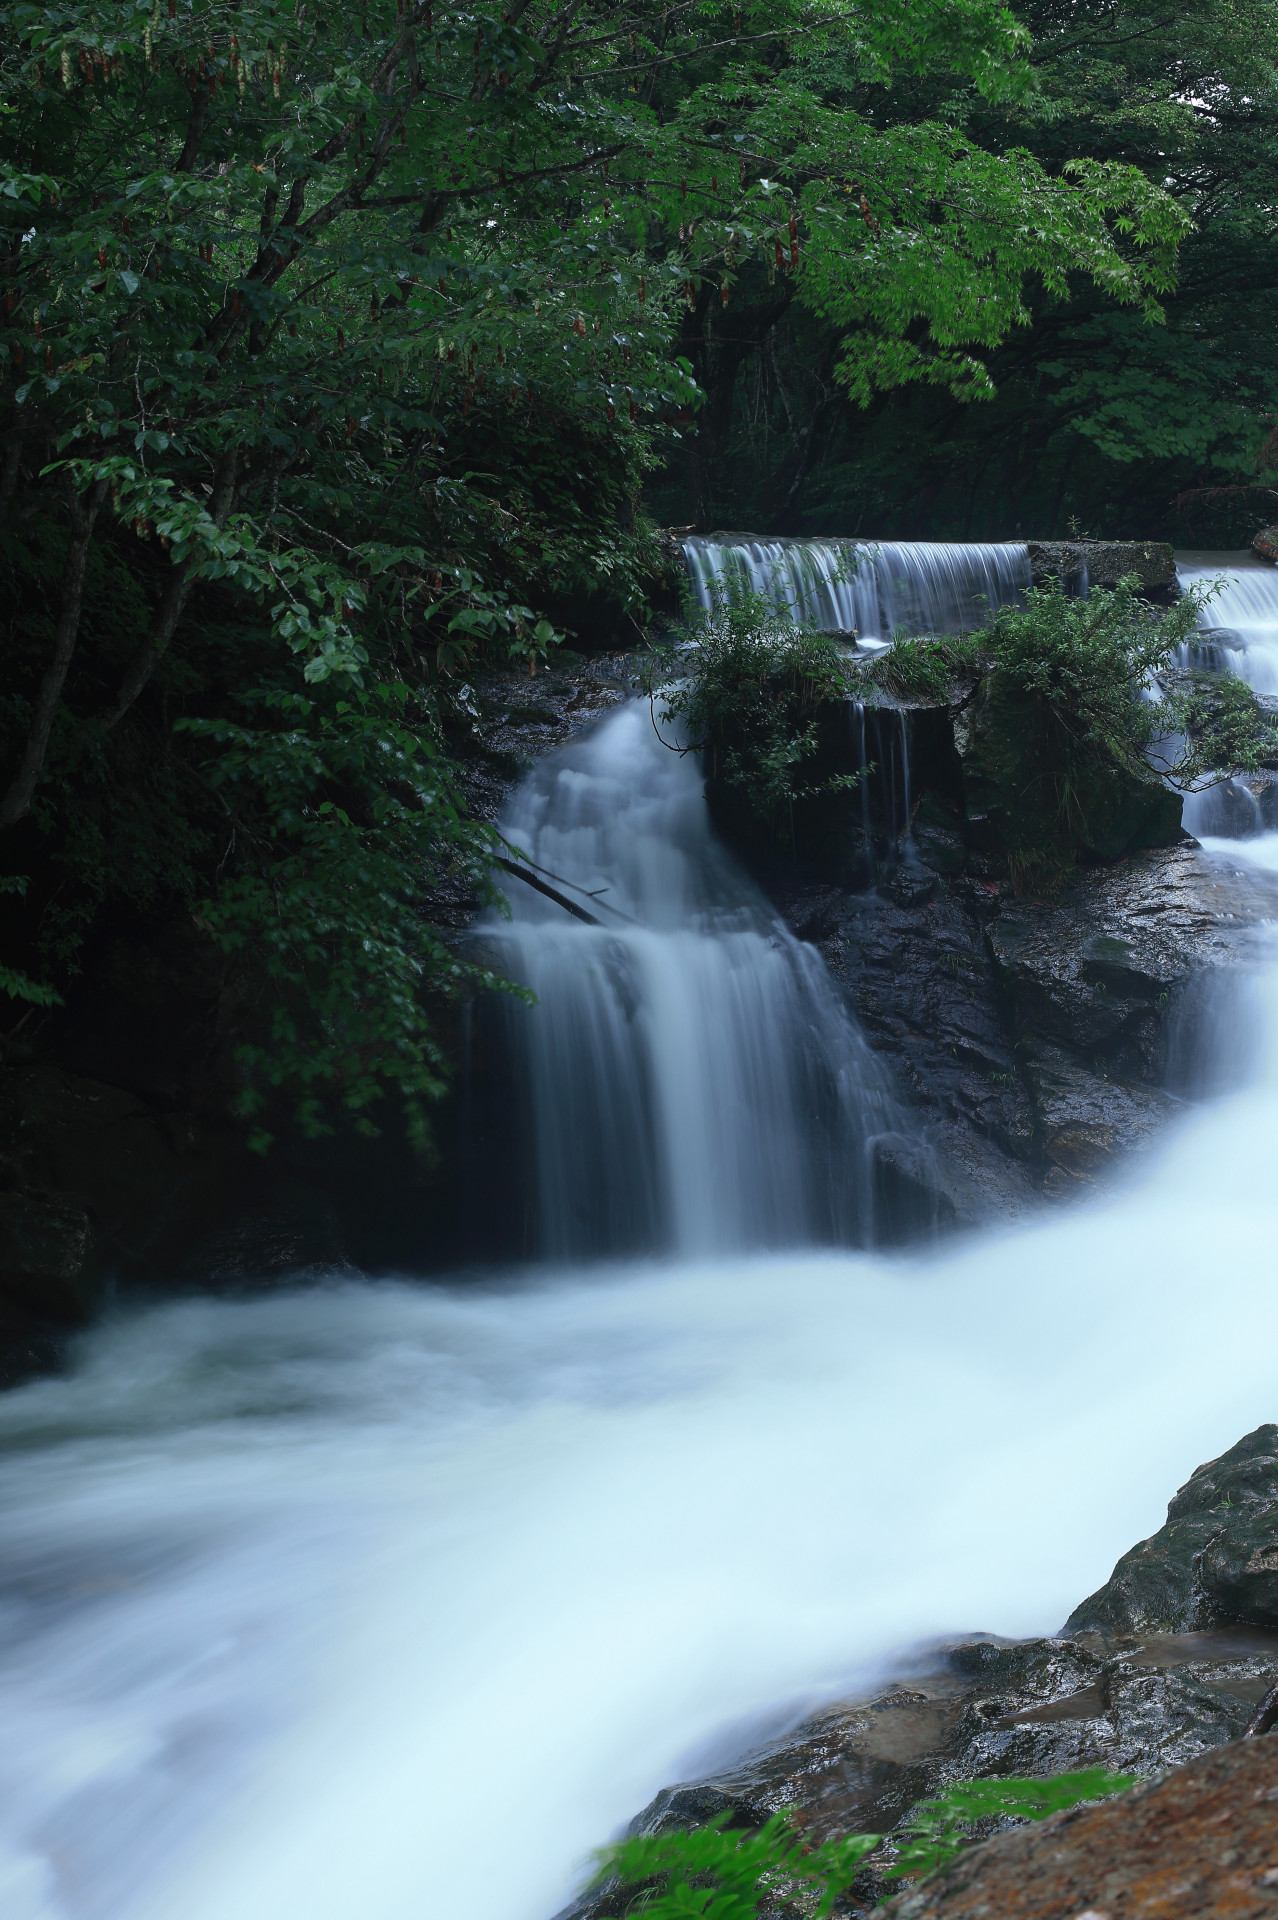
[569,1426,1278,1917]
[881,1731,1278,1920]
[775,841,1278,1222]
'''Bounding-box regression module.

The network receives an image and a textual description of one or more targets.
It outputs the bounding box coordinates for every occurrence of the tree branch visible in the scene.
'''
[0,473,109,829]
[96,448,239,732]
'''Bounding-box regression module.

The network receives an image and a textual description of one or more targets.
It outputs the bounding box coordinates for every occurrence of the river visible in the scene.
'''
[2,548,1277,1920]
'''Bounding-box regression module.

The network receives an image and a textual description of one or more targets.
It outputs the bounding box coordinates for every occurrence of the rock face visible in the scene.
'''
[567,1431,1278,1920]
[1026,540,1179,604]
[1068,1427,1278,1637]
[880,1732,1278,1920]
[774,842,1273,1217]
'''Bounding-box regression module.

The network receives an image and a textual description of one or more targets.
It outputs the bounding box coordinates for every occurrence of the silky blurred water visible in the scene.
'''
[4,651,1278,1920]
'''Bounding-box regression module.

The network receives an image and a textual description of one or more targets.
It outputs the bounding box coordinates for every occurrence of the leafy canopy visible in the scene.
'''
[0,0,1193,1138]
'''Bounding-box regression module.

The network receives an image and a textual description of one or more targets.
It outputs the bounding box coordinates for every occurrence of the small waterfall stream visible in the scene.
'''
[1175,550,1278,837]
[681,536,1030,639]
[479,703,912,1258]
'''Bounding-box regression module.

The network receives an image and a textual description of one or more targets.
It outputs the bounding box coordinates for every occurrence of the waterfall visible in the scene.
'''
[1174,550,1278,835]
[475,702,913,1258]
[681,536,1030,640]
[7,560,1278,1920]
[1176,549,1278,689]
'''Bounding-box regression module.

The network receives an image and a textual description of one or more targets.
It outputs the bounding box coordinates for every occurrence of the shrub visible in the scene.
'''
[592,1769,1137,1918]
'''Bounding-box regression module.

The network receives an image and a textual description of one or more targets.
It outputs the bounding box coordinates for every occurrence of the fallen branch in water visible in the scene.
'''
[495,857,602,925]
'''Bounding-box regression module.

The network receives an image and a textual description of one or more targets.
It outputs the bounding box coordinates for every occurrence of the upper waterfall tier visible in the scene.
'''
[681,536,1030,641]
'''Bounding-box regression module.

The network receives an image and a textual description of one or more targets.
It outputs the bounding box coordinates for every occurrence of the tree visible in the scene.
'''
[647,0,1278,541]
[0,0,1189,1140]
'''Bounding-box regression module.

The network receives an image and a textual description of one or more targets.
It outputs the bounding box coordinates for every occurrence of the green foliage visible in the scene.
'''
[648,0,1278,543]
[857,578,1278,891]
[0,877,61,1005]
[888,1769,1138,1882]
[176,684,521,1150]
[861,634,982,702]
[646,588,861,827]
[593,1811,880,1920]
[1164,672,1278,789]
[982,577,1201,781]
[0,0,1198,1136]
[593,1771,1137,1918]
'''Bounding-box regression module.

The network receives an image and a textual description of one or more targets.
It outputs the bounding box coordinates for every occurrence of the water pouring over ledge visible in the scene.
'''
[681,536,1031,641]
[475,701,921,1259]
[3,568,1278,1920]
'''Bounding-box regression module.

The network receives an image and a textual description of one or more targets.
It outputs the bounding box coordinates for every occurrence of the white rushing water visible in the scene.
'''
[479,703,911,1258]
[1174,550,1278,837]
[1176,548,1278,691]
[3,683,1278,1920]
[681,537,1029,641]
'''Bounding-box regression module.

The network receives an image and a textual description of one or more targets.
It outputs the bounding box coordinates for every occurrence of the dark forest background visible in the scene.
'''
[650,0,1278,546]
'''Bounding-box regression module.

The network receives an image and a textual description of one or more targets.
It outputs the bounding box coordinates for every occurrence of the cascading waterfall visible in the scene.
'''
[477,702,914,1258]
[681,535,1030,641]
[1175,550,1278,837]
[5,554,1278,1920]
[1176,549,1278,689]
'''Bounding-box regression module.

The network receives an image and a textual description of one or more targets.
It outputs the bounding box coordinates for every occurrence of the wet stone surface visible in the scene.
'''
[568,1430,1278,1920]
[880,1731,1278,1919]
[771,843,1278,1221]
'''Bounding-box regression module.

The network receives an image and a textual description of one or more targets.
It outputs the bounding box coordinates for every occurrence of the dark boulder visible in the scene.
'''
[1068,1426,1278,1635]
[0,1189,97,1323]
[566,1432,1278,1920]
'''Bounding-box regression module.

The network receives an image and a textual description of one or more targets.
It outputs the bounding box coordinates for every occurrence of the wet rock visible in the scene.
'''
[987,845,1237,1044]
[567,1627,1278,1919]
[772,840,1274,1215]
[1252,526,1278,564]
[880,1730,1278,1920]
[569,1434,1278,1920]
[1026,540,1178,604]
[1068,1426,1278,1636]
[0,1189,97,1323]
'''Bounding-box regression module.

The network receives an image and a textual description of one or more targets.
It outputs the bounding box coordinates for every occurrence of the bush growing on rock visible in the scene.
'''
[643,589,868,842]
[867,577,1278,891]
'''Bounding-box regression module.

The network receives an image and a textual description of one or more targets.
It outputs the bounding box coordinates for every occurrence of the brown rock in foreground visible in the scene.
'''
[882,1733,1278,1919]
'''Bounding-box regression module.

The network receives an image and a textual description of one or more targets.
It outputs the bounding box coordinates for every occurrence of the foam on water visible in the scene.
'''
[3,712,1278,1920]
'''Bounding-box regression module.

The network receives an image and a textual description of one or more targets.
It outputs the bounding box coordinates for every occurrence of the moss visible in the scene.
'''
[961,668,1183,892]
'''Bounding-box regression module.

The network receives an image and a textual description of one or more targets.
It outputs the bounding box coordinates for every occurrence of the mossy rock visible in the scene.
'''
[1252,526,1278,564]
[958,670,1182,887]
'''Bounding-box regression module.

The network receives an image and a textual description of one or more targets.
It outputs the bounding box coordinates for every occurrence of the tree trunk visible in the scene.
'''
[0,473,109,830]
[97,449,238,733]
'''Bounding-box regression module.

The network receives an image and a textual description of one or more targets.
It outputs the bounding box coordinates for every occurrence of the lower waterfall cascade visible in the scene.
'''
[476,701,917,1259]
[1176,549,1278,837]
[4,557,1278,1920]
[1176,549,1278,692]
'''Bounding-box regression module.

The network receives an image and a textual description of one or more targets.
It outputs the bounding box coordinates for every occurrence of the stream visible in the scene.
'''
[2,545,1278,1920]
